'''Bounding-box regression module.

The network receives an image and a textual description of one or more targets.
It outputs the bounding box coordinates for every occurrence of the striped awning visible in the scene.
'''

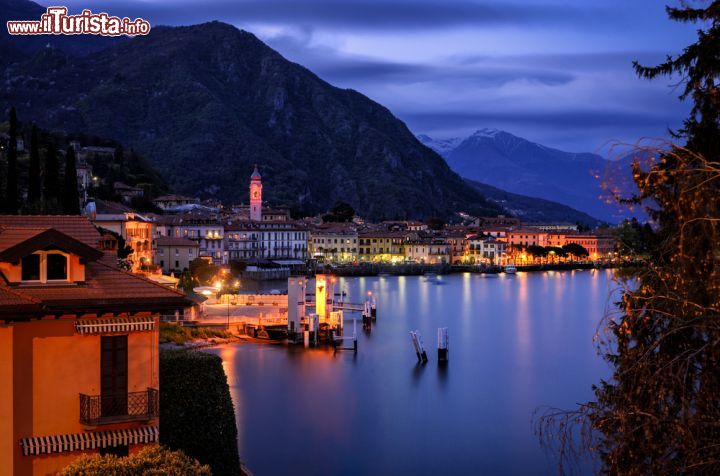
[75,316,155,334]
[20,425,158,456]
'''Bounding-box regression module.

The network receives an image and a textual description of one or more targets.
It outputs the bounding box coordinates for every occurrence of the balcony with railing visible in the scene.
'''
[80,388,159,426]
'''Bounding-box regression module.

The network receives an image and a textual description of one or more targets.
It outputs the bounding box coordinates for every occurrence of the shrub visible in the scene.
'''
[160,349,241,475]
[59,445,211,475]
[159,323,230,344]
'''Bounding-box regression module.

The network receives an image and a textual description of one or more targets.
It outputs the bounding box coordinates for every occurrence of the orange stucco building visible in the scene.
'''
[0,216,188,475]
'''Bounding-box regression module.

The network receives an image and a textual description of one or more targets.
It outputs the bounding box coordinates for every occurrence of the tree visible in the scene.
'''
[561,243,588,259]
[59,445,210,475]
[43,141,61,208]
[526,245,547,257]
[62,146,80,214]
[177,270,198,294]
[323,201,356,222]
[425,216,445,230]
[189,258,219,285]
[613,218,651,257]
[538,3,720,473]
[27,124,41,204]
[5,107,18,214]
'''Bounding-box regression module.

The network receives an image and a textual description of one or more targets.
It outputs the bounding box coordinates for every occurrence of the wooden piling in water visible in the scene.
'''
[437,327,449,363]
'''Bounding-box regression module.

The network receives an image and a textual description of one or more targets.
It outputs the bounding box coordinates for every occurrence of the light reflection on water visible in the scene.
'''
[206,270,616,476]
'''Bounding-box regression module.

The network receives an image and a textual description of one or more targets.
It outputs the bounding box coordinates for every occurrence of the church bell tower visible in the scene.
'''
[250,165,262,221]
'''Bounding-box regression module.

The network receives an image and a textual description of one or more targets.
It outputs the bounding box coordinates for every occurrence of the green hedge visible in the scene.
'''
[160,349,241,475]
[60,445,211,475]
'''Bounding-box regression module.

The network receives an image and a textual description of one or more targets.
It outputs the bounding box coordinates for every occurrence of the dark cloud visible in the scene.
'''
[402,109,680,131]
[67,0,605,30]
[266,33,574,86]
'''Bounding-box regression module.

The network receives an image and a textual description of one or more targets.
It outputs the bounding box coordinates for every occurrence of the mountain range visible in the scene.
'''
[0,0,507,221]
[1,0,624,225]
[419,129,638,223]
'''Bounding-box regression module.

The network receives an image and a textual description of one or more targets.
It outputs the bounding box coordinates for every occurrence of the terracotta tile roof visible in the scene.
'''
[2,260,188,317]
[0,226,49,253]
[154,236,199,247]
[0,216,100,248]
[0,216,188,319]
[93,199,134,214]
[0,228,104,262]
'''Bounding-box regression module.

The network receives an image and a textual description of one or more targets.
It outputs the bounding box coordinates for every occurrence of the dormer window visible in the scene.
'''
[21,251,69,283]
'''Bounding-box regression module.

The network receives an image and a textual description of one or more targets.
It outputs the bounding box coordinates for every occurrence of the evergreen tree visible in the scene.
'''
[27,125,41,204]
[5,107,18,214]
[43,141,61,209]
[538,3,720,473]
[62,146,80,214]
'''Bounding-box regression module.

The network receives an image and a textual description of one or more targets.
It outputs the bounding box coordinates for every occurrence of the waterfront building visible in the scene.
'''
[0,215,188,475]
[225,222,260,261]
[466,234,508,265]
[357,229,408,263]
[439,230,468,264]
[257,221,308,261]
[87,200,154,271]
[309,224,359,263]
[404,238,451,264]
[224,220,308,262]
[547,233,615,260]
[153,236,200,274]
[505,228,549,248]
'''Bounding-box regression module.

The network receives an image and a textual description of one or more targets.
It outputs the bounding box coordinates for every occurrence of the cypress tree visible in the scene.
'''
[27,125,41,204]
[538,3,720,473]
[43,141,60,208]
[62,146,80,214]
[5,107,18,214]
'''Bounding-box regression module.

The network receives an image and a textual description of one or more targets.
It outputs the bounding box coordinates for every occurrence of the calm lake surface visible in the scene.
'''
[206,270,618,475]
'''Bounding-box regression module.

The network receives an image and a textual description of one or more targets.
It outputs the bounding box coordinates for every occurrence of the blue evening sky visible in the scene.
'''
[68,0,699,154]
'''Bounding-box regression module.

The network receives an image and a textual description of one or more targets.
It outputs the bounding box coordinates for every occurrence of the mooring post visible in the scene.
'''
[410,330,428,362]
[437,327,449,363]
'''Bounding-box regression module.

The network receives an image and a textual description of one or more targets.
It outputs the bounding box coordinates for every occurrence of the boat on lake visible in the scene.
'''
[504,265,517,274]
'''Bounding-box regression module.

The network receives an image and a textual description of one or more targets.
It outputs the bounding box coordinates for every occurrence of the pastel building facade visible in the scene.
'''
[0,216,188,476]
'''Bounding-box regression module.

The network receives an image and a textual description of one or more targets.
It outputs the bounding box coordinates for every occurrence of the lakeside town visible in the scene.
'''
[85,158,619,281]
[3,0,717,473]
[0,128,628,476]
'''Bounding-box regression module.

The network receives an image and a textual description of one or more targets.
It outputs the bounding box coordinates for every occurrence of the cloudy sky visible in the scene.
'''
[68,0,698,154]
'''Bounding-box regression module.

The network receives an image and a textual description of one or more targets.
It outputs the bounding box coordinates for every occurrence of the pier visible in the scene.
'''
[200,274,376,353]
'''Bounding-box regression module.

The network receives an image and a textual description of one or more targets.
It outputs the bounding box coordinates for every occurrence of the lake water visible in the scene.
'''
[206,270,618,475]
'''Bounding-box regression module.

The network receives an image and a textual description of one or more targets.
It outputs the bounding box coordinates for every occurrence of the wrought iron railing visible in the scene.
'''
[80,388,158,425]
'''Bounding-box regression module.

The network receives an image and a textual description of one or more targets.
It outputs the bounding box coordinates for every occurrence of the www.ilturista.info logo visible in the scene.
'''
[7,6,151,36]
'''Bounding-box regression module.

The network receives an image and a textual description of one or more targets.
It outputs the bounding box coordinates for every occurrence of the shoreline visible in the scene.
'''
[315,261,632,277]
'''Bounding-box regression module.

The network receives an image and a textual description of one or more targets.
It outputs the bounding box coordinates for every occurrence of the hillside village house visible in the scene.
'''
[0,216,188,476]
[152,214,225,265]
[153,236,200,274]
[151,194,200,211]
[86,201,154,271]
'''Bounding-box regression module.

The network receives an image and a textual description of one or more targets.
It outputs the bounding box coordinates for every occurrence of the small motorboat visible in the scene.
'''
[504,265,517,274]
